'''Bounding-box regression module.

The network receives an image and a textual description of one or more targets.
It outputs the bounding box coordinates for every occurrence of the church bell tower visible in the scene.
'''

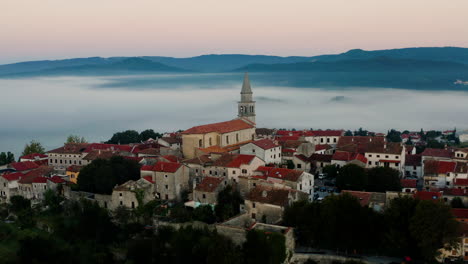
[238,72,256,124]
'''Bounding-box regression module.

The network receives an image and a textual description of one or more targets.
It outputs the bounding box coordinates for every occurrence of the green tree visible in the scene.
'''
[451,197,465,208]
[139,129,162,141]
[366,167,401,192]
[353,128,368,136]
[322,164,339,179]
[336,164,368,191]
[192,205,216,224]
[9,195,31,214]
[0,151,15,165]
[66,134,87,143]
[43,189,64,214]
[286,159,295,169]
[106,130,140,144]
[410,200,459,261]
[215,186,244,221]
[77,156,140,194]
[426,139,445,149]
[386,129,402,143]
[21,140,45,156]
[344,130,353,136]
[244,229,286,264]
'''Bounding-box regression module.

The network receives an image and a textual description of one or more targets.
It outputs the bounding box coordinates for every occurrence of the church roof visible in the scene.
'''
[182,119,254,134]
[241,72,252,94]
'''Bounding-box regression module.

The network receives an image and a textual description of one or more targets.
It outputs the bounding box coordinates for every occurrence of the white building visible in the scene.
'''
[240,139,282,164]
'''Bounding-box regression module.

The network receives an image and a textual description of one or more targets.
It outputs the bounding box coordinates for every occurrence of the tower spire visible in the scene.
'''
[241,72,252,94]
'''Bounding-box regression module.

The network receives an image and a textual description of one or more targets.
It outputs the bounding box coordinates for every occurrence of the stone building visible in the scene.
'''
[192,176,228,205]
[181,74,256,159]
[111,177,155,210]
[151,162,190,201]
[47,143,89,172]
[240,139,282,165]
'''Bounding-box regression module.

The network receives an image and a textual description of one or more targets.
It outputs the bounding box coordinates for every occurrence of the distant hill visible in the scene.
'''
[235,56,468,73]
[0,58,187,77]
[1,47,467,77]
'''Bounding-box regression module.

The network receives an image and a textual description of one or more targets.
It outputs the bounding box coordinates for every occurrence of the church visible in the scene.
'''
[181,73,256,159]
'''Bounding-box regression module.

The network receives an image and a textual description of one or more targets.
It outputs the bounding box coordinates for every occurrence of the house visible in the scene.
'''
[423,160,457,188]
[150,162,189,201]
[401,179,417,193]
[32,177,48,200]
[158,137,182,150]
[421,148,453,162]
[303,130,344,145]
[252,166,314,198]
[244,186,308,224]
[66,165,82,184]
[404,154,422,178]
[47,143,89,172]
[0,172,22,202]
[364,142,405,172]
[8,161,40,172]
[331,151,367,168]
[341,190,387,212]
[240,139,282,164]
[192,176,228,205]
[111,177,155,210]
[18,166,54,200]
[19,153,48,162]
[454,148,468,161]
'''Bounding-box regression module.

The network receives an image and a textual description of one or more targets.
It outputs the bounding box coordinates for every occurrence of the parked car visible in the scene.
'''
[317,197,324,202]
[318,173,327,179]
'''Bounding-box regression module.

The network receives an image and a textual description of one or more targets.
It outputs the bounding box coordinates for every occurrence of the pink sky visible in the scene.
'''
[1,0,468,64]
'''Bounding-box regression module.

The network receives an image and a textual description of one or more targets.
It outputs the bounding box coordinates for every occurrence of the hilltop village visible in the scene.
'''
[1,74,468,264]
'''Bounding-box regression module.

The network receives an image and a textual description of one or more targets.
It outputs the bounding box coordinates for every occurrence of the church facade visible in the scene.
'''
[181,73,257,159]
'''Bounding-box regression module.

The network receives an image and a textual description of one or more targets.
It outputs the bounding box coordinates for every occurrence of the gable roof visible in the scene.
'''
[401,179,417,188]
[342,190,372,207]
[405,154,421,167]
[424,160,457,174]
[332,151,367,164]
[251,139,279,150]
[142,175,155,184]
[152,162,182,173]
[48,176,66,184]
[247,186,295,207]
[20,153,48,160]
[47,143,89,154]
[10,161,40,171]
[182,119,254,134]
[421,148,452,158]
[195,176,225,192]
[256,166,303,182]
[32,177,48,183]
[1,172,23,181]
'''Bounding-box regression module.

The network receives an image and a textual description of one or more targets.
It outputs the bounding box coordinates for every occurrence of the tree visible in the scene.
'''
[286,160,295,169]
[367,167,401,192]
[106,130,140,144]
[354,128,368,136]
[66,134,87,143]
[9,195,31,214]
[344,130,353,136]
[192,205,216,224]
[426,139,445,149]
[386,129,402,143]
[215,186,244,221]
[322,164,339,179]
[21,140,45,156]
[244,229,286,264]
[139,129,162,141]
[336,164,368,191]
[410,200,459,261]
[451,197,465,208]
[77,156,140,194]
[43,189,64,214]
[0,151,15,165]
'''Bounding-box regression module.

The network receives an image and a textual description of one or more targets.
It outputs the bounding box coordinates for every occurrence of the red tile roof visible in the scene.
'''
[452,208,468,219]
[152,162,182,173]
[66,165,82,173]
[315,144,333,151]
[1,172,23,181]
[20,153,48,160]
[137,148,160,155]
[141,165,153,171]
[276,136,301,142]
[276,130,302,136]
[251,139,279,150]
[162,155,179,163]
[309,154,333,162]
[47,143,89,154]
[405,154,421,167]
[182,119,254,134]
[10,161,40,171]
[332,151,367,163]
[142,175,155,184]
[282,149,295,153]
[413,191,442,201]
[32,177,48,183]
[256,166,304,182]
[421,148,452,158]
[401,179,417,188]
[424,160,457,174]
[195,176,225,192]
[48,176,66,184]
[226,154,256,168]
[83,143,133,153]
[454,179,468,186]
[247,186,296,206]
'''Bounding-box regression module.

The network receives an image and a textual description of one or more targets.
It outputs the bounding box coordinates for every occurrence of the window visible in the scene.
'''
[252,149,255,153]
[321,138,324,143]
[253,183,256,187]
[199,139,202,147]
[396,156,399,159]
[385,155,389,158]
[368,155,372,157]
[120,193,122,196]
[165,174,168,178]
[297,164,302,169]
[209,137,212,146]
[251,213,256,219]
[131,202,135,209]
[165,194,169,200]
[226,136,229,144]
[333,138,337,143]
[120,201,123,205]
[375,162,379,165]
[327,138,330,143]
[236,134,239,142]
[165,185,168,189]
[232,171,236,174]
[202,194,206,199]
[368,161,371,165]
[300,184,302,190]
[252,203,256,208]
[242,169,247,174]
[376,155,380,158]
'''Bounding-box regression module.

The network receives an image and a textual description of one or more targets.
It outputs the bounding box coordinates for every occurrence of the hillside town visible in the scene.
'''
[1,74,468,264]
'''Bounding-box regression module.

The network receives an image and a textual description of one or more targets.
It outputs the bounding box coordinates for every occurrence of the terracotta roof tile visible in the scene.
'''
[195,176,225,192]
[182,119,254,134]
[1,172,23,181]
[405,154,421,167]
[247,186,295,207]
[342,190,372,207]
[414,191,442,201]
[401,179,417,188]
[143,175,154,184]
[48,176,66,184]
[251,139,279,150]
[256,166,303,182]
[152,162,182,173]
[421,148,453,158]
[47,143,89,154]
[10,161,40,171]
